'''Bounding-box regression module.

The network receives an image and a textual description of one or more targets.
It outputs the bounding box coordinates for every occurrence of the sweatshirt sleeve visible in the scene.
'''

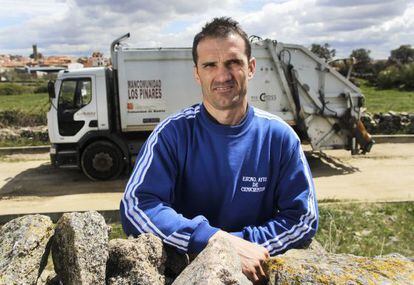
[120,119,219,254]
[232,136,318,256]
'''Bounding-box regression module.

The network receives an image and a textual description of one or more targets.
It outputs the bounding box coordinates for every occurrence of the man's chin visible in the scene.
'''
[212,99,244,111]
[203,91,246,111]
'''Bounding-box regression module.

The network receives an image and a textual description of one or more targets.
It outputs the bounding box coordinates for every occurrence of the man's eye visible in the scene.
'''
[228,59,243,67]
[203,63,215,68]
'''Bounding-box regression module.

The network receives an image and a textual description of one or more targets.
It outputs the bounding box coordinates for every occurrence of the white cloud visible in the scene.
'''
[241,0,414,58]
[0,0,413,59]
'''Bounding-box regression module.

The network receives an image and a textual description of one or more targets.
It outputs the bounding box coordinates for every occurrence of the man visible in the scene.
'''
[121,17,318,283]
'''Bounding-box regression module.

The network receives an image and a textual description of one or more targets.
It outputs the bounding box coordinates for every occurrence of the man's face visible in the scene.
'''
[194,34,256,111]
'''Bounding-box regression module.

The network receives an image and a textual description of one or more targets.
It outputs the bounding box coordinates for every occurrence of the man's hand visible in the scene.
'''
[210,231,270,284]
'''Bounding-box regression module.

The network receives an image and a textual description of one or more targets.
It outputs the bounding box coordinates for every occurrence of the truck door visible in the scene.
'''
[57,78,92,136]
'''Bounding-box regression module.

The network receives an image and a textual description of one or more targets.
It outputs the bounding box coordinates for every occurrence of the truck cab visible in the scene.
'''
[48,68,108,142]
[47,67,129,180]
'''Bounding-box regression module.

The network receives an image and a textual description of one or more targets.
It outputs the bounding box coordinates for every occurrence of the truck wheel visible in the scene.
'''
[81,141,125,180]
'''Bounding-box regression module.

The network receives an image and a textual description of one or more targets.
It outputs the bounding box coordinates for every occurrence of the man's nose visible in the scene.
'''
[215,65,233,83]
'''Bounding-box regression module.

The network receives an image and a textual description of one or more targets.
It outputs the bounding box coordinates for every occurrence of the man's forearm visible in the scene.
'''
[209,231,269,284]
[121,198,220,253]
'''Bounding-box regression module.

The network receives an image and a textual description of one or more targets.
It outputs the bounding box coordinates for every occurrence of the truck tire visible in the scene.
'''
[81,140,125,180]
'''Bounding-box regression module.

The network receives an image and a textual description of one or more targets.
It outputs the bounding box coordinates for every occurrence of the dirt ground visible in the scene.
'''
[306,143,414,202]
[0,143,413,216]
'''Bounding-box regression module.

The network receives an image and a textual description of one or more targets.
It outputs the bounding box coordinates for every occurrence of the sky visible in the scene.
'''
[0,0,413,59]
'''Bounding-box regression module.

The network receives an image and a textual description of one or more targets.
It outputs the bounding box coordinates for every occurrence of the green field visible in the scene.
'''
[0,93,50,147]
[0,92,50,114]
[109,201,414,258]
[359,82,414,113]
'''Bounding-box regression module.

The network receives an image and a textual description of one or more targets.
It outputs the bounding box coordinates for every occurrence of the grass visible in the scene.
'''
[108,201,414,258]
[109,223,127,240]
[0,93,50,147]
[359,81,414,113]
[316,201,414,257]
[0,92,50,114]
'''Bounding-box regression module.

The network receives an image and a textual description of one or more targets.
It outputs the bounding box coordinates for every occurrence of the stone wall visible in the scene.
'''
[0,126,49,144]
[0,212,413,285]
[362,112,414,134]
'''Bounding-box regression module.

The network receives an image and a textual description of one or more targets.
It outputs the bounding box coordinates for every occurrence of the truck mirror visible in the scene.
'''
[48,81,56,99]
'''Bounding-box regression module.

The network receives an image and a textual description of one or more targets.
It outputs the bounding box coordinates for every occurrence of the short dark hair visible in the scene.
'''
[192,17,251,65]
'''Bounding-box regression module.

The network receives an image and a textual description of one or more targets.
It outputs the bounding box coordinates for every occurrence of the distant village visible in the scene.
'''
[0,44,110,81]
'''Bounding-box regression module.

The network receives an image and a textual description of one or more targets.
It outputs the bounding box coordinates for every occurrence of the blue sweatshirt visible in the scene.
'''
[121,103,318,256]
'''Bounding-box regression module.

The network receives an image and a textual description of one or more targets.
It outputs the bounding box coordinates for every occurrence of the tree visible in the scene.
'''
[350,48,372,75]
[371,60,388,76]
[310,43,336,62]
[389,45,414,65]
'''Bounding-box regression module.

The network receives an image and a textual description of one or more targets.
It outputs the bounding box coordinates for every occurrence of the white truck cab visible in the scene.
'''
[47,33,373,180]
[48,68,107,143]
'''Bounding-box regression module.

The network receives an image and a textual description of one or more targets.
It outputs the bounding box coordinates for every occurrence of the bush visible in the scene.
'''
[400,63,414,89]
[0,83,31,95]
[377,66,400,89]
[34,84,48,93]
[0,110,46,127]
[377,63,414,90]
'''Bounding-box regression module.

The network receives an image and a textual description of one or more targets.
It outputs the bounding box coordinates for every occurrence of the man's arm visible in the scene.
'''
[205,137,317,284]
[120,114,219,253]
[230,139,318,256]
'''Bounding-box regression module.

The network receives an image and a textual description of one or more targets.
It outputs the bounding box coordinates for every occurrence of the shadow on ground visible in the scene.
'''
[0,151,359,198]
[306,151,360,178]
[0,163,127,197]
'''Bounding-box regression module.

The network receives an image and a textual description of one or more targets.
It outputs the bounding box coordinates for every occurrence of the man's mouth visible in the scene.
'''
[212,83,235,93]
[214,86,233,92]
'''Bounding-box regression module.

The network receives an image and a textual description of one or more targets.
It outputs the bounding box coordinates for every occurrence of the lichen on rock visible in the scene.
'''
[265,242,414,285]
[0,214,54,285]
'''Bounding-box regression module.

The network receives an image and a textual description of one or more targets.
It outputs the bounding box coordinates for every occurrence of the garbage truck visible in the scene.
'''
[47,33,373,180]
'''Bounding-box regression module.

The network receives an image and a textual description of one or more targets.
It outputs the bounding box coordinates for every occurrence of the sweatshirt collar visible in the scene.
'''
[199,103,254,136]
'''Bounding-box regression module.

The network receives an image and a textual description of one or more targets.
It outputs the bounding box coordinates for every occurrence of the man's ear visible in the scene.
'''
[193,66,201,85]
[248,57,256,80]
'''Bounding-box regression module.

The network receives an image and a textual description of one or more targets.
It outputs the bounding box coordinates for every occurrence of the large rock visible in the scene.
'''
[172,235,250,285]
[106,233,190,285]
[52,211,109,285]
[107,234,166,285]
[0,215,54,285]
[265,245,414,284]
